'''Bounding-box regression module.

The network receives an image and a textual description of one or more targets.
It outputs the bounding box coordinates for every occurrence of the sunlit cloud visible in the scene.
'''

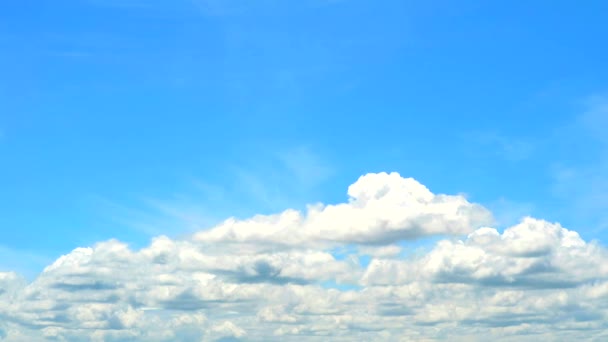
[2,173,608,341]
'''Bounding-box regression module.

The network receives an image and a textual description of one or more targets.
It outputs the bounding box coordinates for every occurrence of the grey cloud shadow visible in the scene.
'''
[51,280,119,292]
[376,302,414,317]
[158,290,255,312]
[433,271,580,289]
[214,260,310,286]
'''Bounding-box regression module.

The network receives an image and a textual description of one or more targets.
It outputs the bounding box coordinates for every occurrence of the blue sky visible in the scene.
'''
[3,0,607,269]
[1,2,608,340]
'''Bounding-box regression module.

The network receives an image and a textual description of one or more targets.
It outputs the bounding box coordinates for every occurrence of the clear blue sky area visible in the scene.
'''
[1,0,608,275]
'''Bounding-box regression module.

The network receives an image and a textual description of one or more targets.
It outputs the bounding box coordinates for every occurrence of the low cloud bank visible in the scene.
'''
[1,172,607,341]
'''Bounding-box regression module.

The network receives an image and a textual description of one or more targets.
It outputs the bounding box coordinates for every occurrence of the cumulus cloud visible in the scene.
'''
[195,172,493,247]
[2,172,608,341]
[362,217,607,288]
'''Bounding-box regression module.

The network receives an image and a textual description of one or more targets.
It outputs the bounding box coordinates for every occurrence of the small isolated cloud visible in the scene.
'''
[463,131,536,162]
[2,172,608,341]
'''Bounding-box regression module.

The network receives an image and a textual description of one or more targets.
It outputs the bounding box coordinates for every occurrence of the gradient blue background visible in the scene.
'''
[1,0,607,277]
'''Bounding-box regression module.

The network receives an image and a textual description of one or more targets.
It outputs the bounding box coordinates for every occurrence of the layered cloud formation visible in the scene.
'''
[2,172,608,341]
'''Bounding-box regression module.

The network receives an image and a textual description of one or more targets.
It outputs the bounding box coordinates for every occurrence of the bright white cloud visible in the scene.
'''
[362,217,608,288]
[2,172,608,341]
[195,172,493,247]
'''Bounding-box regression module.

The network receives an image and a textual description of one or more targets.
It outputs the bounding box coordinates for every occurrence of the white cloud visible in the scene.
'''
[0,272,25,298]
[2,172,608,341]
[362,217,606,288]
[195,172,493,247]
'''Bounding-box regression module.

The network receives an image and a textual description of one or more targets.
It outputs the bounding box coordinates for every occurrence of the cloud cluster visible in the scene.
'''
[2,172,608,341]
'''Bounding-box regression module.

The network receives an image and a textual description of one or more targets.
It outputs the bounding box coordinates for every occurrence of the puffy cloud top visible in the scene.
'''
[195,172,493,246]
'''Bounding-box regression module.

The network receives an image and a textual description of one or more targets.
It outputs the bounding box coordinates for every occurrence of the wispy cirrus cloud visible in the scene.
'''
[87,146,335,239]
[550,94,608,232]
[462,130,537,162]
